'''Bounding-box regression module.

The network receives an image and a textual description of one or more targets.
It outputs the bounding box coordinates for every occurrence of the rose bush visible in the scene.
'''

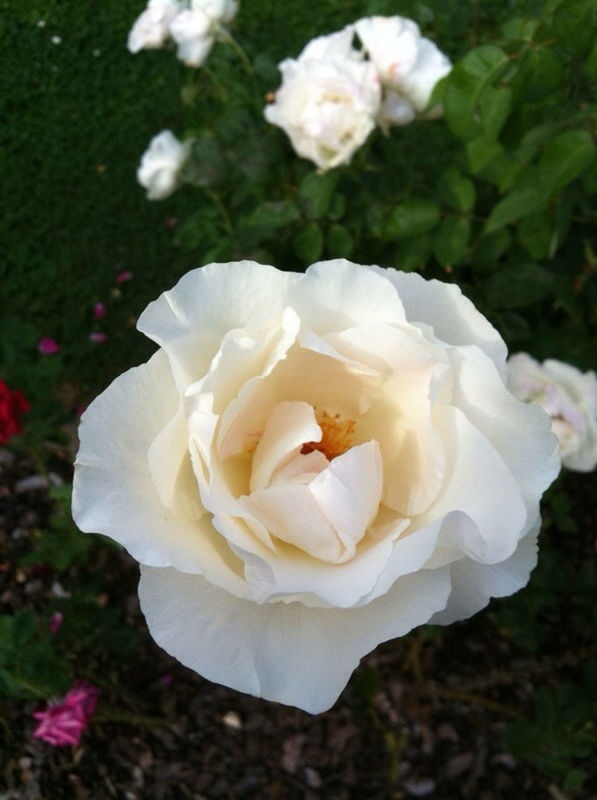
[508,353,597,473]
[73,260,559,713]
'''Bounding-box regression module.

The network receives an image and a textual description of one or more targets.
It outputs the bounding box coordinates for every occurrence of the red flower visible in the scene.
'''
[0,380,30,444]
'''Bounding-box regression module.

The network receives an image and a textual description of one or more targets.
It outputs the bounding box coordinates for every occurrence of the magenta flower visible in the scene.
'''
[115,270,133,285]
[92,302,106,320]
[37,337,60,355]
[49,611,63,634]
[89,332,108,344]
[33,681,100,747]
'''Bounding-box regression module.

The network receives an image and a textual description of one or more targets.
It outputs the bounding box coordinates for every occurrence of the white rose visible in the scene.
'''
[355,16,451,124]
[169,0,238,66]
[190,0,238,25]
[128,0,183,53]
[508,353,597,472]
[264,27,381,171]
[73,260,559,713]
[169,10,214,67]
[137,130,191,200]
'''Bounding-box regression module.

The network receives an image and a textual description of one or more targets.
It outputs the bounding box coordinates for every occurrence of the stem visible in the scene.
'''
[434,687,522,718]
[218,26,255,78]
[203,186,234,235]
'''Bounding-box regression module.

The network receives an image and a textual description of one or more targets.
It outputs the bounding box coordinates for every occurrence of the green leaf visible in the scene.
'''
[433,217,471,265]
[538,129,595,196]
[327,192,346,221]
[486,263,554,308]
[473,229,512,269]
[478,86,512,137]
[466,136,503,175]
[485,188,546,232]
[512,47,563,101]
[437,167,476,212]
[298,171,338,219]
[517,211,552,259]
[500,17,541,42]
[326,224,353,258]
[293,223,324,262]
[239,201,300,240]
[394,236,432,271]
[443,46,509,141]
[553,0,597,55]
[385,199,440,239]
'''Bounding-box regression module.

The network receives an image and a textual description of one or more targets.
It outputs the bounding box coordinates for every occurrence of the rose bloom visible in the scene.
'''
[137,130,191,200]
[0,380,30,445]
[33,681,100,747]
[355,16,451,127]
[73,260,559,713]
[265,27,381,171]
[128,0,183,53]
[508,353,597,472]
[169,0,239,67]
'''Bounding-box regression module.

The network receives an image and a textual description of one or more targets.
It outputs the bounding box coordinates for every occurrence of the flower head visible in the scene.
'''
[33,681,100,747]
[355,16,451,127]
[265,27,381,171]
[508,353,597,472]
[37,337,60,355]
[0,381,30,444]
[128,0,183,53]
[73,260,559,713]
[137,130,192,200]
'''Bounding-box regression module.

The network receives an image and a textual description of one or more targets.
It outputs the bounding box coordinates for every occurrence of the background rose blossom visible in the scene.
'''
[73,260,559,713]
[508,353,597,472]
[0,380,30,444]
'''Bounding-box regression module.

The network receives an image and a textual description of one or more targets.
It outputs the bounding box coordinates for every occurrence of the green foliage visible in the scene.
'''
[20,485,96,571]
[502,670,597,790]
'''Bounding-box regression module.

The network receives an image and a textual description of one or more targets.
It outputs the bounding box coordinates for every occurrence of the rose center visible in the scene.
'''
[300,409,356,461]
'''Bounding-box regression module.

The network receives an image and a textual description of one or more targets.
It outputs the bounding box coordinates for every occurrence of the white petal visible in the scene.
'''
[137,262,296,390]
[452,347,559,518]
[418,405,526,564]
[288,260,407,335]
[369,268,508,376]
[309,441,383,554]
[250,401,321,491]
[139,564,451,713]
[429,527,539,625]
[148,402,203,521]
[72,351,247,596]
[241,483,343,562]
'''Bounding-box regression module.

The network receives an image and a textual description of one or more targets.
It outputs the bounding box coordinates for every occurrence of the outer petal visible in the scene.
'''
[452,347,560,518]
[137,262,296,389]
[429,526,539,625]
[289,260,407,335]
[369,267,508,375]
[139,564,451,713]
[72,351,248,597]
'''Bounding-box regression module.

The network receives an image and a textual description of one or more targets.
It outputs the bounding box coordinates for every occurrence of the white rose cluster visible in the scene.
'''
[128,0,238,67]
[508,353,597,472]
[137,130,191,200]
[265,16,452,171]
[73,260,559,713]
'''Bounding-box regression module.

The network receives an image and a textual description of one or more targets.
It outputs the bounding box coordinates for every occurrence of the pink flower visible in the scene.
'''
[33,681,100,747]
[115,270,133,285]
[49,611,63,634]
[37,337,60,355]
[89,332,108,344]
[92,302,106,320]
